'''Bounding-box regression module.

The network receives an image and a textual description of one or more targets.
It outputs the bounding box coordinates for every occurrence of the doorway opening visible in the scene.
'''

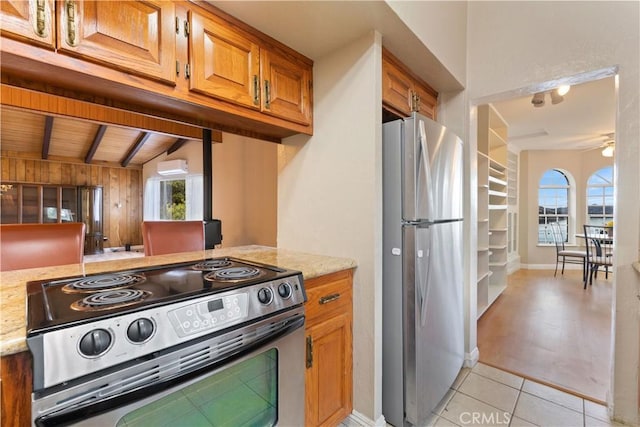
[473,68,617,403]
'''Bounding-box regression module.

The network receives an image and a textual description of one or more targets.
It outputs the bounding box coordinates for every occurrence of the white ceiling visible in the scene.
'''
[490,76,616,152]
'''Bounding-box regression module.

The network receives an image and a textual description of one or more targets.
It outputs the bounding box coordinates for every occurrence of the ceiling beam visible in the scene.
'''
[41,115,54,159]
[84,124,108,164]
[121,132,151,167]
[167,138,188,155]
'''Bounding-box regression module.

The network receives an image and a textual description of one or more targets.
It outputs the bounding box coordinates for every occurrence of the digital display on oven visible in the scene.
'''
[207,299,224,312]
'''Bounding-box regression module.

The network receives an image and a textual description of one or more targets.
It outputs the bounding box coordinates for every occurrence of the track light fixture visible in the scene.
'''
[550,90,564,105]
[530,85,571,107]
[531,92,545,107]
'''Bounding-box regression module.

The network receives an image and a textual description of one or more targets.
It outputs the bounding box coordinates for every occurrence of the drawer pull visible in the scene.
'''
[319,293,341,305]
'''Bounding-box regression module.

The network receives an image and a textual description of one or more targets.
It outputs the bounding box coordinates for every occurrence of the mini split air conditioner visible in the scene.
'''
[157,159,188,176]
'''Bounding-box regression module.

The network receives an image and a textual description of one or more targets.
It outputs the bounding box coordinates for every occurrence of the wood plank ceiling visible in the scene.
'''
[0,107,202,168]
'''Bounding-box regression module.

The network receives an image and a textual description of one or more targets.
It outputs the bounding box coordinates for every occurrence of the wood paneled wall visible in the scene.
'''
[0,153,143,247]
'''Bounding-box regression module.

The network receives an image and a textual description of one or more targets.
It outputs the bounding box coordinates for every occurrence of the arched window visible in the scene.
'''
[538,169,570,243]
[587,166,614,225]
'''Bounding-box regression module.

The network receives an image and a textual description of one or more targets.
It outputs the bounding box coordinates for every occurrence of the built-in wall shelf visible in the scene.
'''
[477,104,508,319]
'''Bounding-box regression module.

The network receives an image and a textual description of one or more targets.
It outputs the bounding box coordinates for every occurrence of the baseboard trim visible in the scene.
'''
[343,410,386,427]
[464,347,479,367]
[521,263,582,270]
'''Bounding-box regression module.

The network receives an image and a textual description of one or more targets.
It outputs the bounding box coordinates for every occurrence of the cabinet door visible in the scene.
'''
[413,82,437,120]
[0,0,54,48]
[57,0,176,85]
[306,313,353,427]
[189,9,260,109]
[382,56,413,117]
[261,49,312,126]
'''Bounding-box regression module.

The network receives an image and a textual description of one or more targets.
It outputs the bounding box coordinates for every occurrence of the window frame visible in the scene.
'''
[538,169,571,244]
[143,175,203,221]
[586,166,614,226]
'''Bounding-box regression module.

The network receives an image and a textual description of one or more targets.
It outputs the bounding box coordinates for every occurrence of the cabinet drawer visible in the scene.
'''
[305,271,353,326]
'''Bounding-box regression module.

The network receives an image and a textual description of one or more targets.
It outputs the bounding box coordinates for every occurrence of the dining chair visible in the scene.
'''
[141,221,205,256]
[548,222,587,281]
[0,223,86,271]
[583,224,614,288]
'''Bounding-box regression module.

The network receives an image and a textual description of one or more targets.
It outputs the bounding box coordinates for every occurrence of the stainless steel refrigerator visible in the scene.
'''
[382,113,464,427]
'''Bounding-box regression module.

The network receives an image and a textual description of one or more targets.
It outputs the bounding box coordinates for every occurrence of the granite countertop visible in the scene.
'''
[0,245,356,357]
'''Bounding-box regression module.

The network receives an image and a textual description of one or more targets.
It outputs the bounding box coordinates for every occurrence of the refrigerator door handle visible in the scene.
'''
[416,228,432,327]
[417,119,435,222]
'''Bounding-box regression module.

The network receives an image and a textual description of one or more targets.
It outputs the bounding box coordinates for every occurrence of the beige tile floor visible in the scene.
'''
[420,363,623,427]
[344,363,625,427]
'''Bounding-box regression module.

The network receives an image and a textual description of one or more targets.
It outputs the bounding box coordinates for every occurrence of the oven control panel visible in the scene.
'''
[168,293,249,337]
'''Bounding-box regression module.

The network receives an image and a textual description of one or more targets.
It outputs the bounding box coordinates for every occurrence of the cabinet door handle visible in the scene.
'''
[306,335,313,368]
[176,60,180,77]
[319,293,341,305]
[66,0,76,46]
[175,17,180,34]
[253,75,259,106]
[35,0,46,37]
[264,80,271,109]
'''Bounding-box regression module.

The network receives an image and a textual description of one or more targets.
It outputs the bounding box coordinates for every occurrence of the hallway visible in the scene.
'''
[477,269,611,403]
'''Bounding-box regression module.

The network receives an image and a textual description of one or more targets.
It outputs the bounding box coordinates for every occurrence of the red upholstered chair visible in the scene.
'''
[141,221,205,256]
[0,223,86,271]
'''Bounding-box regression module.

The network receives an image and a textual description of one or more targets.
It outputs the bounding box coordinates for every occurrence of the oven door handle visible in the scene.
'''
[34,314,306,427]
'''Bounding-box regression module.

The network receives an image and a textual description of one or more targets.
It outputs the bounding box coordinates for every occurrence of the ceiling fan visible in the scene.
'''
[584,133,615,157]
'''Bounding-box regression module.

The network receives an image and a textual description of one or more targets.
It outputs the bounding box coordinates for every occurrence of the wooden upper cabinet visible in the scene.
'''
[382,55,414,117]
[188,9,260,109]
[0,0,55,48]
[382,49,438,120]
[56,0,176,85]
[413,81,437,119]
[262,49,311,126]
[188,7,312,127]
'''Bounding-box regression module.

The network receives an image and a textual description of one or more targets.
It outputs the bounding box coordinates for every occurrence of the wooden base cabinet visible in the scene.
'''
[304,269,353,427]
[1,351,33,427]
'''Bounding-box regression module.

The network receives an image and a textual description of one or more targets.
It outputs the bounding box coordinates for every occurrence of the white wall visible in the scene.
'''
[278,31,383,423]
[385,0,467,84]
[467,2,640,422]
[142,135,277,248]
[213,134,277,247]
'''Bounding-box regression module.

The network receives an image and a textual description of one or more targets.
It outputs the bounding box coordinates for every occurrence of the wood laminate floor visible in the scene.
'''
[477,269,611,403]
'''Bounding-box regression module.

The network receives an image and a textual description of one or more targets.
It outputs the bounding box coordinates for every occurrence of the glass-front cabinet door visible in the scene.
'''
[0,183,78,224]
[22,185,40,223]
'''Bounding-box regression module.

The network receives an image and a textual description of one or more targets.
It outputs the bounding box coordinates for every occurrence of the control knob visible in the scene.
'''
[278,282,292,299]
[79,329,112,357]
[257,287,273,305]
[127,318,155,343]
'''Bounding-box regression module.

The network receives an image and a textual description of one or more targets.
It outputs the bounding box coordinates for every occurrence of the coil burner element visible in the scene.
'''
[71,289,151,312]
[204,266,264,282]
[62,273,146,294]
[191,259,233,271]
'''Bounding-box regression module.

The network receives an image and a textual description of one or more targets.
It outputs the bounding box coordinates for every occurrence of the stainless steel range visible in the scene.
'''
[27,257,306,426]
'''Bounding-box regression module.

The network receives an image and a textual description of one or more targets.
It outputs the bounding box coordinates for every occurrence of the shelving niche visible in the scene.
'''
[477,104,508,318]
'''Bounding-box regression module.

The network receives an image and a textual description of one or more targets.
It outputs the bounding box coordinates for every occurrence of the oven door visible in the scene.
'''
[33,308,305,427]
